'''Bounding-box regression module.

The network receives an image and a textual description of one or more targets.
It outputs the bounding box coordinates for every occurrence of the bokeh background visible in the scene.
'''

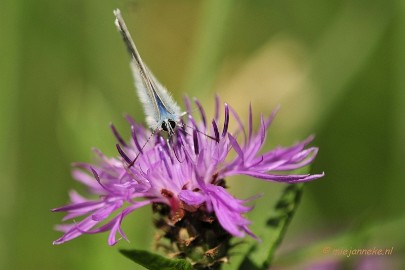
[1,0,404,269]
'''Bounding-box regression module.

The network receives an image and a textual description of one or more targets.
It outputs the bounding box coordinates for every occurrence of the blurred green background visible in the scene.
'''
[1,0,404,269]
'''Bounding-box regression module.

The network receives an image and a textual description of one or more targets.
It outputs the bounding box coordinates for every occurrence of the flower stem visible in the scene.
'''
[262,183,304,269]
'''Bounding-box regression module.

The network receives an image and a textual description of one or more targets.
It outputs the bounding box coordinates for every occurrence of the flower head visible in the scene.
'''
[53,96,323,250]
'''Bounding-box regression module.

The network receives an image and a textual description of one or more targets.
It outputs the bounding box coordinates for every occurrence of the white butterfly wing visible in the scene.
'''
[130,61,182,129]
[115,9,183,130]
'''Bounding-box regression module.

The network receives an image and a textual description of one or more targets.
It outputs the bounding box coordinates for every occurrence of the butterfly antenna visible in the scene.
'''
[179,123,191,136]
[183,123,219,143]
[166,137,184,163]
[128,128,156,168]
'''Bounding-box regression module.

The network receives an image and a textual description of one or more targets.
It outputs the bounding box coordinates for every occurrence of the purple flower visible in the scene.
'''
[53,96,324,246]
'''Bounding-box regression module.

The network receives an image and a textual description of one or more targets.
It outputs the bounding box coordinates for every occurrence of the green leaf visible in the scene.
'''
[237,182,305,270]
[261,183,304,269]
[237,245,261,270]
[119,249,193,270]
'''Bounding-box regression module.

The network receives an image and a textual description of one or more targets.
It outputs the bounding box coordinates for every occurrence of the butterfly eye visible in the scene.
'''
[161,122,169,132]
[169,120,176,129]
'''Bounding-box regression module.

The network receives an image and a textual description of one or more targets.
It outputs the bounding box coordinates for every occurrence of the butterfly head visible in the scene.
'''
[161,119,178,137]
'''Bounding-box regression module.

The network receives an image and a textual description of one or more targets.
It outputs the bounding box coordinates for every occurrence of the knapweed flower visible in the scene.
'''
[53,96,323,267]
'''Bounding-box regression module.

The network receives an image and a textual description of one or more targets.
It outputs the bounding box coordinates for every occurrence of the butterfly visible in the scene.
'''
[114,9,190,166]
[114,9,219,168]
[114,9,185,137]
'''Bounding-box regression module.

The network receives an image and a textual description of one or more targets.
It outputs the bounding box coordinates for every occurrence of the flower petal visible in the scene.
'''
[179,190,206,205]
